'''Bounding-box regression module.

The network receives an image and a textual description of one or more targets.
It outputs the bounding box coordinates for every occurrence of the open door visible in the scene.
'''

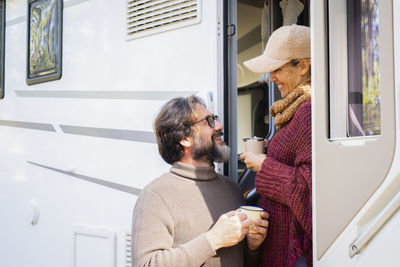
[225,0,310,191]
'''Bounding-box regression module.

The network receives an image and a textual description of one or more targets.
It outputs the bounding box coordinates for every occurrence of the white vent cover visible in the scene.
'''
[73,226,116,267]
[127,0,202,40]
[125,231,132,267]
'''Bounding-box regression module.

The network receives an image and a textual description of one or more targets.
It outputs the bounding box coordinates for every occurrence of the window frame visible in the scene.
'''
[328,0,381,141]
[0,0,5,99]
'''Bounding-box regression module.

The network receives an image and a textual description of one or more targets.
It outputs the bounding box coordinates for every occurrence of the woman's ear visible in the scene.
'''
[300,59,311,75]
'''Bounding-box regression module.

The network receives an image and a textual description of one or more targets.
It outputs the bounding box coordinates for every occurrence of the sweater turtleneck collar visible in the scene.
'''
[170,161,218,181]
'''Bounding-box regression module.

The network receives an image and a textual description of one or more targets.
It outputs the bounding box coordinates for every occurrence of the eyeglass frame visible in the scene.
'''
[191,114,219,128]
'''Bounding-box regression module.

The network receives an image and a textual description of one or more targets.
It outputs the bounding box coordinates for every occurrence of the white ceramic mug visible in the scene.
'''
[243,137,264,154]
[239,205,264,233]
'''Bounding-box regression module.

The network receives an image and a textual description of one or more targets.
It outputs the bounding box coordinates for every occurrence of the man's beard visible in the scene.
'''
[192,131,231,164]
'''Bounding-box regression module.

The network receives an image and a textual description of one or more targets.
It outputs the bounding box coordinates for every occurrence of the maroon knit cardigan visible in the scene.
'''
[256,100,312,267]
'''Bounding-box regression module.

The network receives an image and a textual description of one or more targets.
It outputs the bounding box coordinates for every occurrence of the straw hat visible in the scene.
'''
[244,24,310,74]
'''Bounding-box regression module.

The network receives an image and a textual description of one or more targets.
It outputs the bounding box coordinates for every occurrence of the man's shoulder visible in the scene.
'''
[141,172,241,198]
[134,173,175,209]
[216,173,235,182]
[215,174,244,205]
[142,172,173,194]
[216,174,241,191]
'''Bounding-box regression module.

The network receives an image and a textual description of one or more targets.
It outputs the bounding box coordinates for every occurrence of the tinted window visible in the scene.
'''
[347,0,380,136]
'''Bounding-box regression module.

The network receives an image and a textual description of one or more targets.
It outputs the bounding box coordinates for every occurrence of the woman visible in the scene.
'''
[240,24,312,267]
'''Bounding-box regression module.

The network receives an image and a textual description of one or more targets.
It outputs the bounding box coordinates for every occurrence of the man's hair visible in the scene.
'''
[154,95,206,164]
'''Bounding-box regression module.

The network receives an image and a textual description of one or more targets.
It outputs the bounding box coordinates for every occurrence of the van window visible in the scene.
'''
[27,0,62,85]
[347,0,380,136]
[0,0,5,99]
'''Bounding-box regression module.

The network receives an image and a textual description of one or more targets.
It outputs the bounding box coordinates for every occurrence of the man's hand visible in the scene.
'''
[246,211,269,251]
[240,152,267,172]
[206,210,252,251]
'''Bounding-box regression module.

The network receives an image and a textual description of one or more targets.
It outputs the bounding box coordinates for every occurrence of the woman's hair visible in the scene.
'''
[153,95,205,164]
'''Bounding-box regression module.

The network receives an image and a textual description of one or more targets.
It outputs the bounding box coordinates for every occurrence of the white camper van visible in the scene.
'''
[0,0,399,266]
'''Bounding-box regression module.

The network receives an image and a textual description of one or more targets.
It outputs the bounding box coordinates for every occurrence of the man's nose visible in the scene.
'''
[214,119,224,131]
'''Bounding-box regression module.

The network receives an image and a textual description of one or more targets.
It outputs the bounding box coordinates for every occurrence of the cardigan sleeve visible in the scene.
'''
[255,104,312,238]
[131,189,216,267]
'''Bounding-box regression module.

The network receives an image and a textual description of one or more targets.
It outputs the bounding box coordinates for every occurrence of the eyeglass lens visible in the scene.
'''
[206,115,219,127]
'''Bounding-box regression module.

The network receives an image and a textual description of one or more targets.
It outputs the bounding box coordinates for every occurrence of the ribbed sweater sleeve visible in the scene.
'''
[255,103,312,238]
[131,189,216,267]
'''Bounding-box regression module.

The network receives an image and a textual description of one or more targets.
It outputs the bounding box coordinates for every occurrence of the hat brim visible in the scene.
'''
[243,54,290,74]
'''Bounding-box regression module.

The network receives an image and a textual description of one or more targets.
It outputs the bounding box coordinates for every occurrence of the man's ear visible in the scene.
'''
[179,138,192,148]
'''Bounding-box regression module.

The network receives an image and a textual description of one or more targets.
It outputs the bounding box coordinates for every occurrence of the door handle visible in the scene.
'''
[227,24,236,39]
[349,191,400,257]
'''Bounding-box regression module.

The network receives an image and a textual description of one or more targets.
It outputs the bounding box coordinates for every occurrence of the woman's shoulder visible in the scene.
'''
[298,99,311,113]
[293,100,311,121]
[283,99,311,136]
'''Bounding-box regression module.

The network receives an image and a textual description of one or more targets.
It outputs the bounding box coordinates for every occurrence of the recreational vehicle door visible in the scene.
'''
[313,0,400,266]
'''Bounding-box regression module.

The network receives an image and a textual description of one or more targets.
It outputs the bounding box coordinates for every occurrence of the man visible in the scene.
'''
[131,95,269,267]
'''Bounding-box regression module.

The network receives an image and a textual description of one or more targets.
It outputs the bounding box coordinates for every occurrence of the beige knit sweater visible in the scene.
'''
[131,162,260,267]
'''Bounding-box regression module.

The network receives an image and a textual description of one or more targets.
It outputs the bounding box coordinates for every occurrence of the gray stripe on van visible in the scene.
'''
[60,125,156,143]
[6,16,26,27]
[0,120,56,132]
[15,90,198,100]
[6,0,91,27]
[27,161,141,196]
[64,0,91,9]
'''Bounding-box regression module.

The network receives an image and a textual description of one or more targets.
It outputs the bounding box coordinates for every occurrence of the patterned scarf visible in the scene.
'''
[270,77,311,130]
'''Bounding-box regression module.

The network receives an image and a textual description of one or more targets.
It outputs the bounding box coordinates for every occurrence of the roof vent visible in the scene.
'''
[126,0,202,40]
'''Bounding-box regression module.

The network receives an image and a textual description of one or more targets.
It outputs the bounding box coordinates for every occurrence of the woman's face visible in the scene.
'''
[269,60,310,98]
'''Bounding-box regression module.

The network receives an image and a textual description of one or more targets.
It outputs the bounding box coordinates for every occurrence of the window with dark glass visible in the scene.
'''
[27,0,62,85]
[347,0,380,136]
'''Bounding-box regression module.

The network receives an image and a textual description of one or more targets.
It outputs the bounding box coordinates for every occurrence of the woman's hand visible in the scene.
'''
[246,211,269,251]
[240,152,267,172]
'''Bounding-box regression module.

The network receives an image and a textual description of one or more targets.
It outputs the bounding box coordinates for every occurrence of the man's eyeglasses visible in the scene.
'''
[192,115,219,128]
